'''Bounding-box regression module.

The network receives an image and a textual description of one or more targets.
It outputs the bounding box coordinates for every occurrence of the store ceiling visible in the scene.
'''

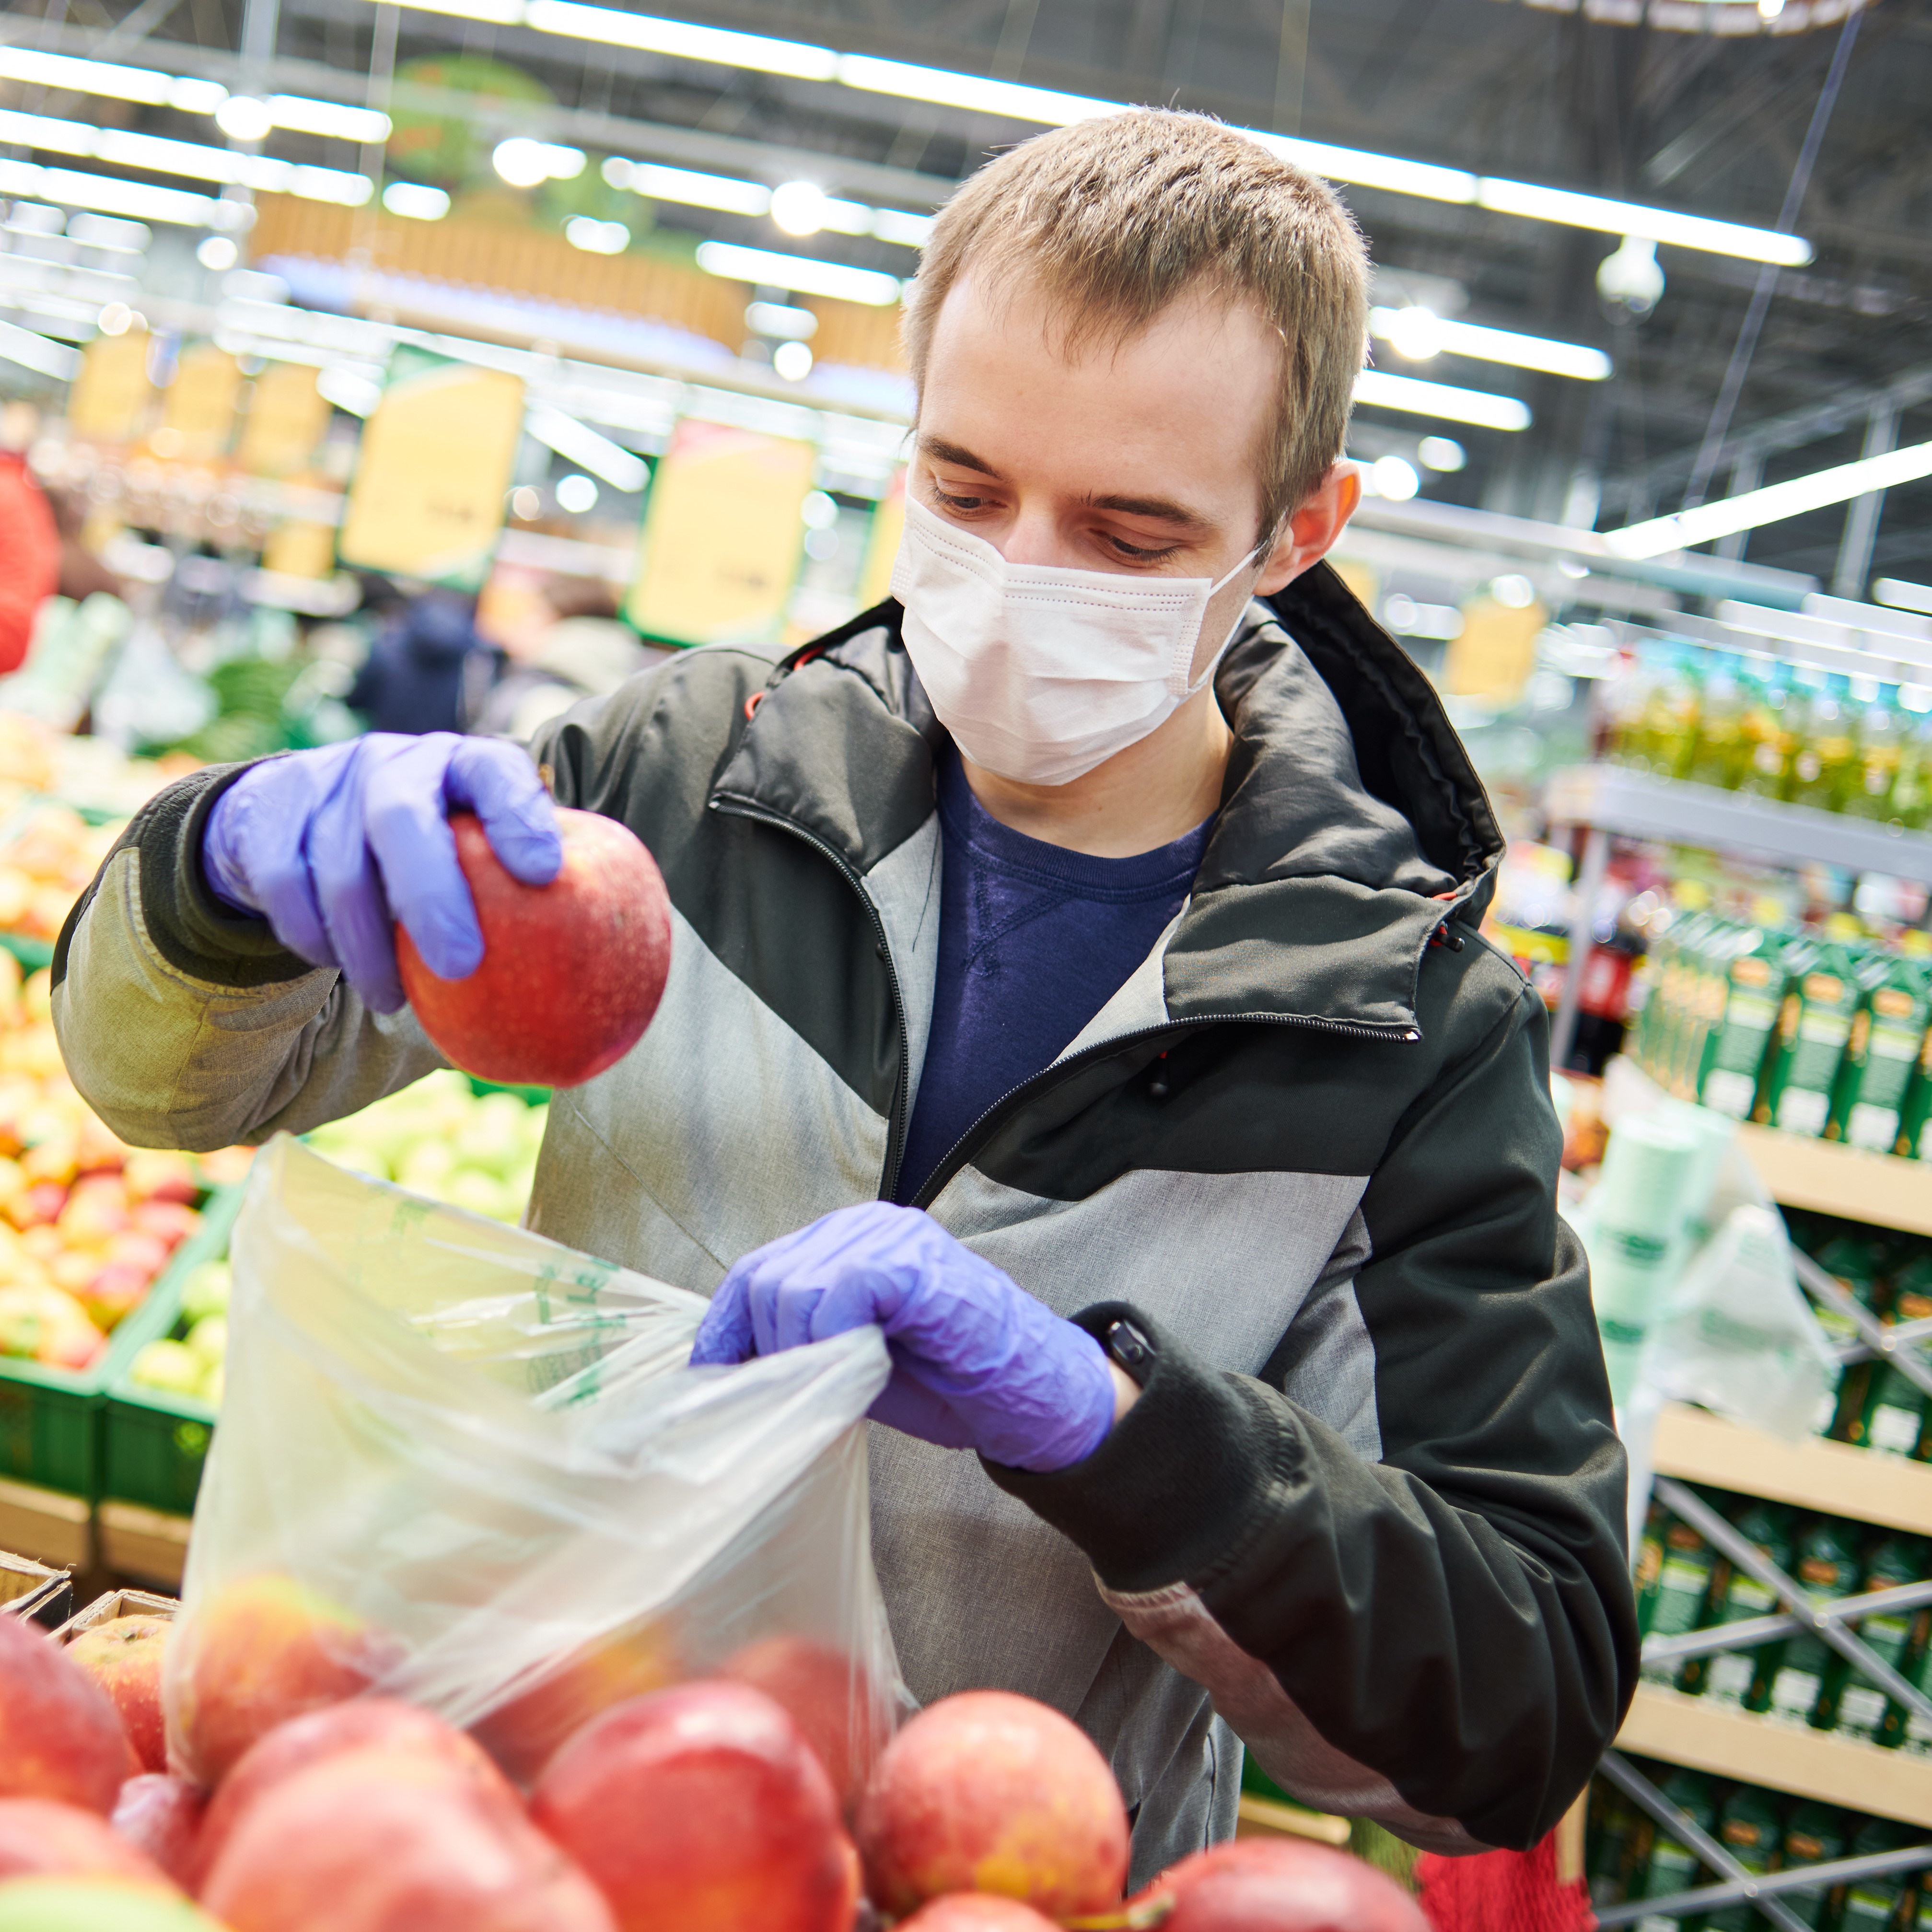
[13,0,1932,590]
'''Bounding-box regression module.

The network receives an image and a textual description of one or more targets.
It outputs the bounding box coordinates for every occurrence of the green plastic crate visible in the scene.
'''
[99,1187,244,1517]
[0,1183,240,1500]
[0,932,54,974]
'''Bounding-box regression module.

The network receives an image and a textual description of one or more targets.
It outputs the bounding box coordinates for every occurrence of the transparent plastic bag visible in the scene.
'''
[1646,1202,1839,1443]
[164,1135,903,1796]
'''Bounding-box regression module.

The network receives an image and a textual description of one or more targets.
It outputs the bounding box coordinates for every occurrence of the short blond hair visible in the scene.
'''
[903,110,1370,541]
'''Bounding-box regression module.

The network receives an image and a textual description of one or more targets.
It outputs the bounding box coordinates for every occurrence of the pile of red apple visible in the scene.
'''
[0,1579,1429,1932]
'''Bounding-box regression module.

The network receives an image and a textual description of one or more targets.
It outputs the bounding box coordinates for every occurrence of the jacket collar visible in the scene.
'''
[711,560,1504,1032]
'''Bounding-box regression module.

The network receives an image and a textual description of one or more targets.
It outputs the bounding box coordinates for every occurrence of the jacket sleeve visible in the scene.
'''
[48,763,445,1152]
[986,982,1636,1854]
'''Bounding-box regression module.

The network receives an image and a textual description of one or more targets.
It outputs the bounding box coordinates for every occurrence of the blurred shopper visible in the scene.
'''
[473,578,666,741]
[345,585,500,736]
[0,404,59,675]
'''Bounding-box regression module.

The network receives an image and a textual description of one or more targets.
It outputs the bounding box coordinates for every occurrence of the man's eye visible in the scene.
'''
[933,487,990,512]
[1106,534,1181,563]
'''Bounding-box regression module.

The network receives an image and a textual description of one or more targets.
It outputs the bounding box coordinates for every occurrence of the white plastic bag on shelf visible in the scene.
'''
[1645,1202,1839,1443]
[164,1135,903,1794]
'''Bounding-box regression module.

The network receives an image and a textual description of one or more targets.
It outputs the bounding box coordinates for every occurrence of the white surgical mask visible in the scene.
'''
[890,493,1261,787]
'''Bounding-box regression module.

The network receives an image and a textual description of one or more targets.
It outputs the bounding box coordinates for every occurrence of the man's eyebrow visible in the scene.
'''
[918,434,1001,477]
[1086,492,1216,532]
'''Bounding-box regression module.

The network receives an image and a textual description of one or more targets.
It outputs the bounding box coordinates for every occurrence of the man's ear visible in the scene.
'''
[1253,463,1362,595]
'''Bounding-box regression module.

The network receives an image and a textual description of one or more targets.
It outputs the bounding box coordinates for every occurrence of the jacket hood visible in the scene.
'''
[713,559,1505,1035]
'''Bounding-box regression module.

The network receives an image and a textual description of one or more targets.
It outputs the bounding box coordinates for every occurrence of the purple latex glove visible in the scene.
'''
[689,1202,1117,1472]
[201,733,561,1014]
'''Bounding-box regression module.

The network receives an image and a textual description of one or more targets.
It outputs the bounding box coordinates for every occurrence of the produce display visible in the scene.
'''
[1601,646,1932,826]
[0,1594,1426,1932]
[396,809,672,1090]
[128,1262,229,1408]
[303,1071,547,1223]
[0,803,122,949]
[0,956,241,1373]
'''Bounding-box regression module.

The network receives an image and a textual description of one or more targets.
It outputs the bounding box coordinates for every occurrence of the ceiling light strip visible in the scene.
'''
[1606,441,1932,559]
[1352,370,1533,431]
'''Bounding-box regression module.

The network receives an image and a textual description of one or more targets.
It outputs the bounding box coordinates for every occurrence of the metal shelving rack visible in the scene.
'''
[1594,1117,1932,1922]
[1542,763,1932,1068]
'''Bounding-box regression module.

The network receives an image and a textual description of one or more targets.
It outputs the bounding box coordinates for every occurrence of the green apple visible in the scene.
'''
[131,1339,206,1398]
[178,1260,230,1324]
[185,1314,227,1365]
[0,1877,228,1931]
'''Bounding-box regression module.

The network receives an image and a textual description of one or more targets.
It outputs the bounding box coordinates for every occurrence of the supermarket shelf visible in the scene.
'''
[1617,1683,1932,1828]
[0,1474,90,1570]
[96,1501,190,1589]
[1234,1796,1351,1848]
[1736,1123,1932,1236]
[1653,1402,1932,1536]
[1544,764,1932,885]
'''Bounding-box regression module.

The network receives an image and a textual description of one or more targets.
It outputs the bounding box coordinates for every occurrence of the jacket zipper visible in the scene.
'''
[711,794,1427,1211]
[710,793,916,1199]
[904,1009,1419,1211]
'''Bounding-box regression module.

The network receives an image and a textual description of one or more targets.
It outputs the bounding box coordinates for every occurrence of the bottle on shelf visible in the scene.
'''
[1704,1784,1786,1932]
[1629,1769,1720,1932]
[1830,1818,1920,1932]
[1643,1511,1721,1684]
[1843,684,1905,823]
[1816,1534,1924,1743]
[1780,1801,1849,1931]
[1681,1500,1796,1706]
[1750,1516,1864,1725]
[1687,660,1751,791]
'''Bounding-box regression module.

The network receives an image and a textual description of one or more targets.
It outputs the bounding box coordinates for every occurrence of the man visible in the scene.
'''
[54,111,1634,1879]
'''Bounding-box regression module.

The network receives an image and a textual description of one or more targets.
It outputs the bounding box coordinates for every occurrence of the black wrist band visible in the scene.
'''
[1103,1317,1156,1385]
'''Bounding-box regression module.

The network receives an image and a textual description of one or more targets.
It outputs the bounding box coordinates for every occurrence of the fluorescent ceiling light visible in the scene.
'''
[0,46,223,112]
[616,159,771,217]
[267,95,391,143]
[0,158,233,227]
[0,316,81,380]
[524,0,840,81]
[315,363,383,416]
[868,207,932,248]
[1262,134,1475,205]
[1878,580,1932,617]
[695,240,902,307]
[564,215,629,254]
[1606,439,1932,559]
[1475,178,1810,267]
[0,110,371,204]
[493,136,583,186]
[1369,305,1611,381]
[836,52,1113,125]
[1353,369,1532,431]
[382,180,449,219]
[526,400,649,492]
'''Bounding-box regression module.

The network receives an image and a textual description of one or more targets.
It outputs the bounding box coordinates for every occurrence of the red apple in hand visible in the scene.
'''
[531,1681,857,1932]
[396,809,672,1089]
[855,1689,1129,1921]
[0,1618,136,1813]
[67,1617,173,1774]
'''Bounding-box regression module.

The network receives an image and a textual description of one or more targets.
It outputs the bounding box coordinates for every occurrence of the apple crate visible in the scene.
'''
[100,1193,244,1520]
[0,1183,242,1503]
[0,1547,71,1629]
[54,1586,177,1641]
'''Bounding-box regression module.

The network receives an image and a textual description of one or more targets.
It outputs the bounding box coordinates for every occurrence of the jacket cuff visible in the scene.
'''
[982,1301,1288,1595]
[56,762,319,990]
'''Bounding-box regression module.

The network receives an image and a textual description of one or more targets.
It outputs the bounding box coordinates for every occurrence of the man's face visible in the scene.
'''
[912,268,1355,680]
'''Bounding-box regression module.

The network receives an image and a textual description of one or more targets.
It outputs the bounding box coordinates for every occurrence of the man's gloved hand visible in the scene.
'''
[689,1202,1117,1472]
[200,733,561,1015]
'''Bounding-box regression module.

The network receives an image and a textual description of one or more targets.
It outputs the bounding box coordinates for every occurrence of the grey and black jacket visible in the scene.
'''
[51,563,1635,1881]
